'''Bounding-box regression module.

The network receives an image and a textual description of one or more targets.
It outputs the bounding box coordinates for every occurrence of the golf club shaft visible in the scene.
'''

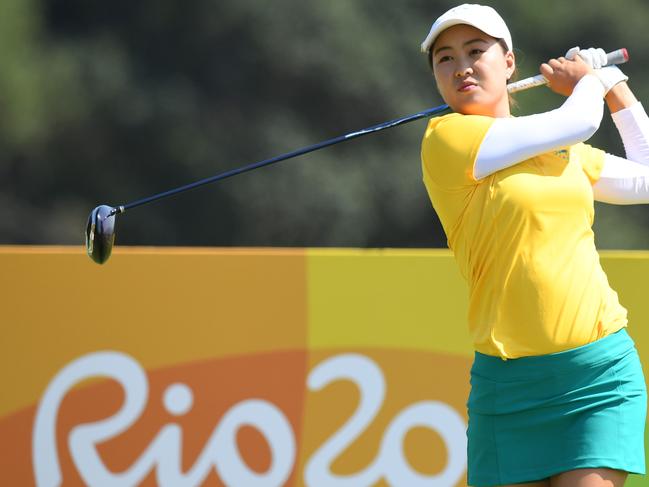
[109,48,628,216]
[111,104,449,216]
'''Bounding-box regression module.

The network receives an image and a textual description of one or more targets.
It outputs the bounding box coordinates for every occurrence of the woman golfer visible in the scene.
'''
[421,4,648,487]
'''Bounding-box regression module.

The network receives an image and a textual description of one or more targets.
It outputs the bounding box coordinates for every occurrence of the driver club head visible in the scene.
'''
[85,205,117,264]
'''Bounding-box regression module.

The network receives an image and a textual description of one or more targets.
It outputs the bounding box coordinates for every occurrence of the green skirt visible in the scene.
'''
[467,328,647,487]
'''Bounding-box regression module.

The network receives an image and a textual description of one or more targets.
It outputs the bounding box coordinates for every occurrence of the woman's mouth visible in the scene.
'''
[458,81,478,92]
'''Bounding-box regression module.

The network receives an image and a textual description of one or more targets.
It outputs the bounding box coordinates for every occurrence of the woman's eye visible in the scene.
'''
[438,55,452,63]
[470,48,484,56]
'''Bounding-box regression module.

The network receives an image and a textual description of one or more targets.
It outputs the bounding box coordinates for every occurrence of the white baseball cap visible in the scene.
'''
[420,4,513,54]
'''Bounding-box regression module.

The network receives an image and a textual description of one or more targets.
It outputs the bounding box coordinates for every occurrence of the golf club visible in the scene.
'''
[86,48,629,264]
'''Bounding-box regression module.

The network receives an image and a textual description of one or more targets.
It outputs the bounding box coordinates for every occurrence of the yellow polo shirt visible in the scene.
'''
[421,113,627,359]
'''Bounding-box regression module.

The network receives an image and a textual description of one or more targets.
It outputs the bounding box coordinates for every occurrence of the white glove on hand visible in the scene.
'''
[565,46,607,68]
[565,46,629,94]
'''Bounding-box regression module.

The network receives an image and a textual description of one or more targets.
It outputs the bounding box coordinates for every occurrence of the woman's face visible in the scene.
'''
[432,24,515,117]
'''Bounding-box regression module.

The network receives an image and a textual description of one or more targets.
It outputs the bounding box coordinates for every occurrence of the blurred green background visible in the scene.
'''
[3,0,649,248]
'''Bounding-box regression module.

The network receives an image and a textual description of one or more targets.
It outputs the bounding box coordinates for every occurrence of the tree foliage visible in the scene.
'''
[3,0,649,248]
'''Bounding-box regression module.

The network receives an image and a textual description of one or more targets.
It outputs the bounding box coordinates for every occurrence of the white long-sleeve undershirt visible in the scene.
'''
[593,154,649,204]
[473,75,649,204]
[611,101,649,166]
[474,74,604,180]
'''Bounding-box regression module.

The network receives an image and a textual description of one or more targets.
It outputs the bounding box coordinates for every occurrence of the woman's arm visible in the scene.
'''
[606,81,638,113]
[475,51,636,181]
[608,84,649,166]
[474,74,604,180]
[593,153,649,204]
[590,82,649,204]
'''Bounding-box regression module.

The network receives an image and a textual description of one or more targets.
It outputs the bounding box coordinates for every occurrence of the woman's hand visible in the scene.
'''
[565,46,629,95]
[540,55,594,97]
[565,47,607,68]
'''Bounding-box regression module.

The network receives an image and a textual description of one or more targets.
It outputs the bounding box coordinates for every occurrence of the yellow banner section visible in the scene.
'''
[1,246,647,487]
[306,249,472,354]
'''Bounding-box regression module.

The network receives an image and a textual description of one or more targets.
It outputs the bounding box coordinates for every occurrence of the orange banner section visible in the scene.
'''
[0,246,308,417]
[1,246,647,487]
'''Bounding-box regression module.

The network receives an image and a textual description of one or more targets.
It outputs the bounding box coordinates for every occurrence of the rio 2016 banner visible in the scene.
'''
[1,247,648,487]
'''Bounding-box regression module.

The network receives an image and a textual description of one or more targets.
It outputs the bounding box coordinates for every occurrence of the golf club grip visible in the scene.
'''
[507,48,629,94]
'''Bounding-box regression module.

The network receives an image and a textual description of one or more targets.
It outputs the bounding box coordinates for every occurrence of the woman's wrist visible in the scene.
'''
[605,82,638,113]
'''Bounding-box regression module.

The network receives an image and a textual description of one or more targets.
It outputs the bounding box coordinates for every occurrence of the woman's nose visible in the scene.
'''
[455,65,473,77]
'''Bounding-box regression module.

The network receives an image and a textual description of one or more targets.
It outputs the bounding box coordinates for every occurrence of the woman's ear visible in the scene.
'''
[505,50,516,80]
